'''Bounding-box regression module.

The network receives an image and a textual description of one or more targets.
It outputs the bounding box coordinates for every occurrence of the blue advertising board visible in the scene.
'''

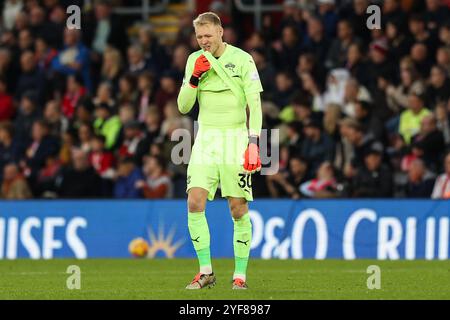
[0,200,448,260]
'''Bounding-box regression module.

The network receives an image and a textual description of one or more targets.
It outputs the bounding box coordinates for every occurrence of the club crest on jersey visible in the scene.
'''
[225,62,236,73]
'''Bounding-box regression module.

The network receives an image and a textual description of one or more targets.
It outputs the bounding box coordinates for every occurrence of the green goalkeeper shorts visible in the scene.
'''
[186,125,253,201]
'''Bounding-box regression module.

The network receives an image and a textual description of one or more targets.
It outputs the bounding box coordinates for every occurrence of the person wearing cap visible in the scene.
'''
[398,91,431,145]
[301,117,335,178]
[366,38,396,92]
[352,145,393,198]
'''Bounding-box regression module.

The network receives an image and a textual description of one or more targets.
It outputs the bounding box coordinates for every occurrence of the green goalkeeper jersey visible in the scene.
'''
[178,43,263,134]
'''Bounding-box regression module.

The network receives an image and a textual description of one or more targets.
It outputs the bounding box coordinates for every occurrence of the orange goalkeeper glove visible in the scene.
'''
[189,54,210,88]
[243,136,261,174]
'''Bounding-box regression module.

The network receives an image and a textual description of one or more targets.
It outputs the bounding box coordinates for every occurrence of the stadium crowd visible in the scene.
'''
[0,0,450,200]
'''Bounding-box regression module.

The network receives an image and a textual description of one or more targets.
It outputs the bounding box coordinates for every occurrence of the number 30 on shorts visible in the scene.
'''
[238,173,252,189]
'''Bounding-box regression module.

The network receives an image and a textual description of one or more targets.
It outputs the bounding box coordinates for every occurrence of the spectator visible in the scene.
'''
[15,50,46,103]
[101,46,123,91]
[57,149,102,198]
[0,162,32,199]
[89,134,115,196]
[385,62,425,114]
[93,102,121,150]
[136,71,155,123]
[274,25,303,72]
[405,159,435,198]
[29,5,60,48]
[436,46,450,76]
[326,19,359,70]
[273,71,296,109]
[51,28,91,92]
[77,122,94,154]
[35,154,61,198]
[21,119,60,182]
[382,0,407,32]
[2,0,24,31]
[62,74,87,119]
[134,107,161,166]
[43,100,69,137]
[92,81,115,110]
[316,0,338,39]
[435,101,450,146]
[117,73,138,106]
[354,100,384,142]
[299,161,337,198]
[118,120,145,160]
[161,100,192,137]
[154,71,180,114]
[0,122,21,181]
[352,146,393,197]
[136,155,173,199]
[169,44,189,83]
[303,16,329,64]
[86,0,128,55]
[126,44,148,76]
[34,36,58,72]
[425,65,450,110]
[344,42,369,87]
[267,155,308,199]
[250,48,276,101]
[398,92,432,145]
[13,91,40,155]
[410,42,432,79]
[89,134,115,179]
[342,77,372,118]
[137,24,168,76]
[0,76,13,121]
[411,114,445,172]
[17,29,34,53]
[366,38,396,92]
[71,97,94,131]
[343,120,383,172]
[301,118,335,177]
[113,157,144,199]
[431,152,450,199]
[424,0,450,31]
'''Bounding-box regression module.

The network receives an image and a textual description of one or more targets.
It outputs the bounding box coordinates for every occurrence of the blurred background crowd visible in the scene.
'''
[1,0,450,200]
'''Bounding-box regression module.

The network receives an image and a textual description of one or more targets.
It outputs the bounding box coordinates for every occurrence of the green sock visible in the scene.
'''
[188,211,212,274]
[233,213,252,280]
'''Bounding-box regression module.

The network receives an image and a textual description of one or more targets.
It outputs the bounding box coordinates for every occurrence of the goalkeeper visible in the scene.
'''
[177,12,263,290]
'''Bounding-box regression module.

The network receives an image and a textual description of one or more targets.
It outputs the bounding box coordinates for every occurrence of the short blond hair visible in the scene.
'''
[193,12,222,28]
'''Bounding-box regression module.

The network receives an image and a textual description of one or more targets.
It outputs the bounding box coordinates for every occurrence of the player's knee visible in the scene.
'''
[187,196,206,212]
[230,202,248,219]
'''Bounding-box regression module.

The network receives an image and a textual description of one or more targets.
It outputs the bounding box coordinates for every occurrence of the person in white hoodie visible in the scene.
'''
[431,152,450,199]
[2,0,23,31]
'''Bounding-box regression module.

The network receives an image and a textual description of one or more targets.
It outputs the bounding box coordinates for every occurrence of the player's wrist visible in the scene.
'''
[189,75,200,88]
[248,135,258,146]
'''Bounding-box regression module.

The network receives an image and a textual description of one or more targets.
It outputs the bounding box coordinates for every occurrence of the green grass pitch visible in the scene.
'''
[0,259,449,300]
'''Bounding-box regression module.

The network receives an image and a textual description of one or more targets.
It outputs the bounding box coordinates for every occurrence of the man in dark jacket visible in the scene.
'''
[352,146,393,198]
[57,149,102,198]
[15,51,46,104]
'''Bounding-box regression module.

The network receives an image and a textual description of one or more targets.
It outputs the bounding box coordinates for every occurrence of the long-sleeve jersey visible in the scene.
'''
[177,43,263,136]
